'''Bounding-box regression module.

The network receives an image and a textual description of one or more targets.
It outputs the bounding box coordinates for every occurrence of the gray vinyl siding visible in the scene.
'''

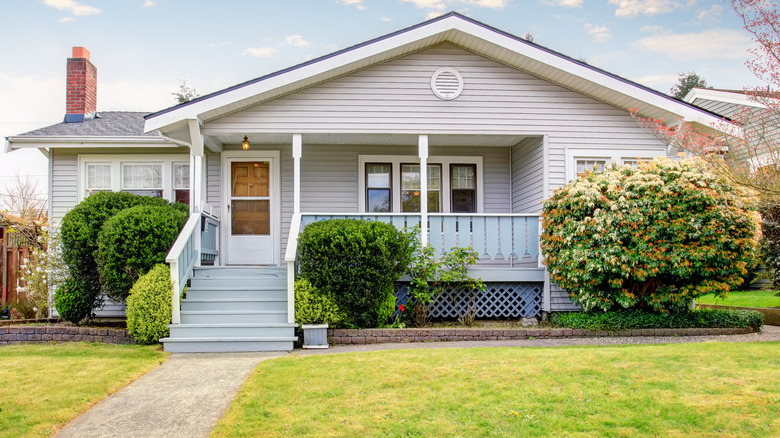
[550,283,581,312]
[205,43,669,196]
[51,150,79,223]
[511,137,544,213]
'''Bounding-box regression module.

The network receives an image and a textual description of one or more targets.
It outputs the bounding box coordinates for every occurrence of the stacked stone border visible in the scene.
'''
[0,326,136,345]
[328,327,757,345]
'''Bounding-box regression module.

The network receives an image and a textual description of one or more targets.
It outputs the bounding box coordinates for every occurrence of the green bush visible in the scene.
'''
[550,308,763,331]
[294,279,346,326]
[126,264,173,345]
[60,192,186,311]
[297,219,414,328]
[53,278,94,324]
[541,157,761,312]
[96,205,187,301]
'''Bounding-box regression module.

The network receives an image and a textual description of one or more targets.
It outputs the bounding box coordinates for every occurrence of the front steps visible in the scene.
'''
[161,266,297,353]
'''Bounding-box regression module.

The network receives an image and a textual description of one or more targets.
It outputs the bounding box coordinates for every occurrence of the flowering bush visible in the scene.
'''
[541,157,761,311]
[17,225,67,319]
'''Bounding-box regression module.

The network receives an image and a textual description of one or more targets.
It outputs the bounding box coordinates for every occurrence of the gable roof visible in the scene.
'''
[145,12,726,134]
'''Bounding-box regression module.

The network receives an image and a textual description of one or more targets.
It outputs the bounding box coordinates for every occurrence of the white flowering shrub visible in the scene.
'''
[17,225,68,318]
[541,157,762,311]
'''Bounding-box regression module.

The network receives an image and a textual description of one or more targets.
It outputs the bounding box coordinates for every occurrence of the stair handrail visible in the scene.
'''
[166,212,201,324]
[284,213,302,324]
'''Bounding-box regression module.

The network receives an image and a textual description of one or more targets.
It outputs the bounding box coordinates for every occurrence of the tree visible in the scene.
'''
[670,71,711,100]
[541,157,761,312]
[0,174,46,224]
[172,79,200,104]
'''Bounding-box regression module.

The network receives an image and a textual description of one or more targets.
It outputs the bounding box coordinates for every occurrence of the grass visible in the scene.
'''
[0,342,167,438]
[697,290,780,308]
[213,342,780,438]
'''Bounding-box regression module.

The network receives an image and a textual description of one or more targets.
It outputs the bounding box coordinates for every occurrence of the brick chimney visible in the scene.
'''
[65,47,97,123]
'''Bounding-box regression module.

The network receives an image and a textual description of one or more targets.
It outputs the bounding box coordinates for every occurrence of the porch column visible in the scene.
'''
[292,134,302,214]
[419,135,428,245]
[187,118,205,214]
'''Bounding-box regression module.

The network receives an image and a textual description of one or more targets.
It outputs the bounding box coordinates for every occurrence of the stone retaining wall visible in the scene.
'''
[328,327,756,345]
[0,326,136,345]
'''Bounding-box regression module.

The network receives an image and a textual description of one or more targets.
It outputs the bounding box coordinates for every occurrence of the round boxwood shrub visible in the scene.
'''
[96,204,187,301]
[297,219,413,328]
[60,191,187,309]
[126,264,173,345]
[541,157,761,312]
[53,277,94,324]
[294,278,346,326]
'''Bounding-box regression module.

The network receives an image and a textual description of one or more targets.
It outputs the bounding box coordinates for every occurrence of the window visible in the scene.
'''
[451,164,476,213]
[575,159,607,178]
[366,163,391,212]
[359,156,482,213]
[85,163,112,197]
[621,158,651,169]
[566,149,665,181]
[173,163,190,205]
[79,155,189,203]
[401,164,441,212]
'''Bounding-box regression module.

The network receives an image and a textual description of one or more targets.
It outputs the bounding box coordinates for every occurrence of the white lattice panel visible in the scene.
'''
[395,282,542,319]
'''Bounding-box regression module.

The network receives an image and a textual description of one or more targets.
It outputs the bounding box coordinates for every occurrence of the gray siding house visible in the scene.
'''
[7,13,727,351]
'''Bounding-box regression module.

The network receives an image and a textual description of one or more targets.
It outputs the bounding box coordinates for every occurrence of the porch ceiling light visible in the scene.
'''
[242,136,250,150]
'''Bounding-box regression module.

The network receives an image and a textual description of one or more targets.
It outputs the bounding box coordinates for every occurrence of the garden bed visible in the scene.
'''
[697,304,780,325]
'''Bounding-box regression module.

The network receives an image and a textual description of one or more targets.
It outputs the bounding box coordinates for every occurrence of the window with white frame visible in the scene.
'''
[79,155,190,203]
[566,149,664,181]
[360,156,482,213]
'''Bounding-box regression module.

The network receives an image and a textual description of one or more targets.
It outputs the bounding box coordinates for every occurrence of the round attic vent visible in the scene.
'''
[430,67,463,100]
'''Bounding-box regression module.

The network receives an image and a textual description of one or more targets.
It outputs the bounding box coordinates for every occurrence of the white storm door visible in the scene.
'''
[227,159,274,265]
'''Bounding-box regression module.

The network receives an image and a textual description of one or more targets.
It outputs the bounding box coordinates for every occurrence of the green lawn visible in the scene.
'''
[697,290,780,308]
[213,343,780,438]
[0,342,168,438]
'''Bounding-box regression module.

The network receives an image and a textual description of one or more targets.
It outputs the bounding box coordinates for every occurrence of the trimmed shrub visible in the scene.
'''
[60,192,186,311]
[294,279,346,326]
[550,308,763,331]
[541,157,761,312]
[53,278,94,324]
[96,205,187,301]
[297,219,414,328]
[126,264,173,345]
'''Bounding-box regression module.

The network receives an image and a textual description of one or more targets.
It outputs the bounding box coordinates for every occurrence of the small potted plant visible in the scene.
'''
[295,279,344,349]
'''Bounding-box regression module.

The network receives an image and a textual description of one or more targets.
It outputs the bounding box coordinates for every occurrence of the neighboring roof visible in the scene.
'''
[145,11,726,134]
[18,112,159,137]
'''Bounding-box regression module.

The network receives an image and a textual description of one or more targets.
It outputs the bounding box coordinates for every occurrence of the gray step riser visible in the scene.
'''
[164,341,294,353]
[185,289,287,300]
[190,278,287,288]
[169,326,295,338]
[181,300,288,312]
[180,313,288,324]
[193,268,287,278]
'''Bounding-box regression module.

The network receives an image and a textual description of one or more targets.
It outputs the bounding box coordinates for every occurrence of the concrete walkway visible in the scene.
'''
[54,326,780,438]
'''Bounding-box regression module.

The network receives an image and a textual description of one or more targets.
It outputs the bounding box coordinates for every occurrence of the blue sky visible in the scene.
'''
[0,0,766,196]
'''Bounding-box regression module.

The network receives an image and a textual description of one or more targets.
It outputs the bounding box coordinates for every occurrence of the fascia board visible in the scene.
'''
[6,136,179,150]
[684,88,769,109]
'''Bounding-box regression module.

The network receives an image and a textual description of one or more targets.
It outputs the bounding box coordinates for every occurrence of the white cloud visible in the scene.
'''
[584,23,611,42]
[640,24,667,33]
[696,4,722,22]
[241,47,278,58]
[540,0,583,7]
[284,35,311,47]
[340,0,366,9]
[44,0,100,16]
[142,0,156,7]
[608,0,682,17]
[403,0,508,14]
[58,17,75,23]
[635,28,752,60]
[381,17,392,21]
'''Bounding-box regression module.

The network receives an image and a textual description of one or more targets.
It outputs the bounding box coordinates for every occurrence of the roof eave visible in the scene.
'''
[6,135,179,150]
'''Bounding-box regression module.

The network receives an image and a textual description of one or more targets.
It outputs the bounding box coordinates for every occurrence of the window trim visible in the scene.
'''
[401,162,442,213]
[565,148,666,182]
[358,155,483,213]
[78,154,190,203]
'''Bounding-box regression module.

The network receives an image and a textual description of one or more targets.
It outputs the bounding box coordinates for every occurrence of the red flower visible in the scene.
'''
[399,304,405,312]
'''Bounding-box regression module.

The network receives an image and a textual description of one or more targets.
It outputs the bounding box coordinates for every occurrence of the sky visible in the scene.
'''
[0,0,767,203]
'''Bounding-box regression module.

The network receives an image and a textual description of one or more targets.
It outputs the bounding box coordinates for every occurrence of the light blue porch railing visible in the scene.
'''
[166,211,220,324]
[296,213,540,267]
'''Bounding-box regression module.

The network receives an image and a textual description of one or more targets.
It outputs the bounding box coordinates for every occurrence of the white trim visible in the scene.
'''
[683,88,770,109]
[77,154,190,203]
[220,150,281,266]
[564,147,666,182]
[358,155,484,213]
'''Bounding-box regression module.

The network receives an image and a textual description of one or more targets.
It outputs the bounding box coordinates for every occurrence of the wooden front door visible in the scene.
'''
[227,160,274,265]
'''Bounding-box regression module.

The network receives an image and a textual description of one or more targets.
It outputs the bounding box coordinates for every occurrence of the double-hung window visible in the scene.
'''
[566,149,665,181]
[122,163,163,198]
[401,163,441,213]
[85,163,112,197]
[80,155,190,204]
[366,163,392,212]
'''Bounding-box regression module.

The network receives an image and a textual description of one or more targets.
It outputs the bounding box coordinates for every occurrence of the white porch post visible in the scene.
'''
[418,134,428,245]
[187,119,205,267]
[292,134,302,214]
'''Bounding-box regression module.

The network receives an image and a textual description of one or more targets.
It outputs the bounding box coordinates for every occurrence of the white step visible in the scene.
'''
[168,323,296,338]
[180,297,287,312]
[192,267,286,278]
[180,310,287,324]
[185,287,287,300]
[190,277,287,289]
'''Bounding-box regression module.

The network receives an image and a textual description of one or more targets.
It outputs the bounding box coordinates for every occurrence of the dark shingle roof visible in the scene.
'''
[19,112,158,137]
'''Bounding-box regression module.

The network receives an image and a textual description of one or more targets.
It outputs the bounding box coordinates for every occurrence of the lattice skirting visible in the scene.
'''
[394,282,543,319]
